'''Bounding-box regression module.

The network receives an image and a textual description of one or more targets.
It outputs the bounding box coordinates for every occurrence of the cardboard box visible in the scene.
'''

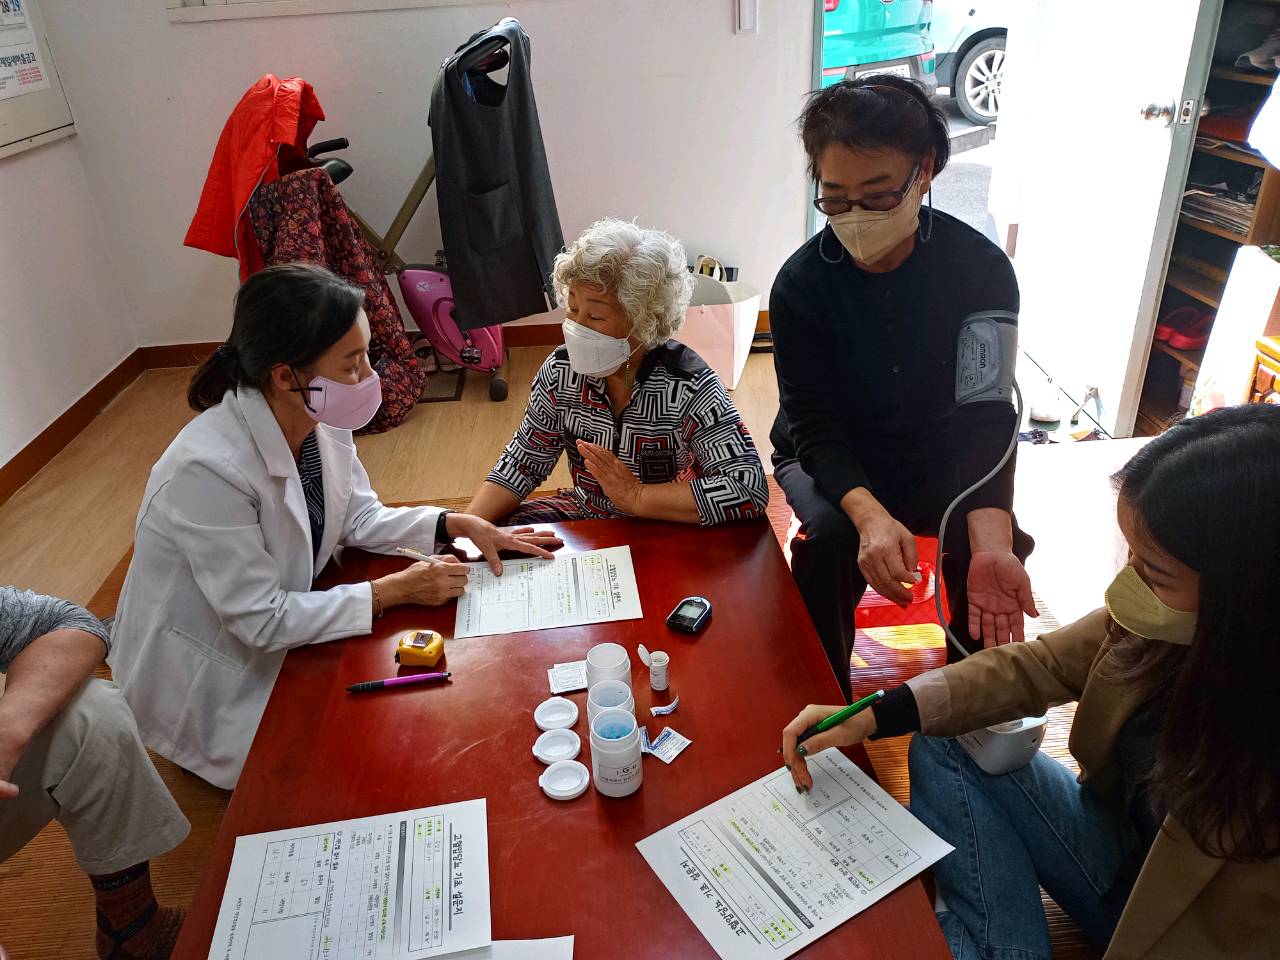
[675,273,762,389]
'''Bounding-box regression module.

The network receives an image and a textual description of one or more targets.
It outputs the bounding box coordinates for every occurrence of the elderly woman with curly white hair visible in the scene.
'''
[467,219,769,526]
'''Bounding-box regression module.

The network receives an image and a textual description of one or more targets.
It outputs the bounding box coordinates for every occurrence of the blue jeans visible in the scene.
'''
[908,734,1132,960]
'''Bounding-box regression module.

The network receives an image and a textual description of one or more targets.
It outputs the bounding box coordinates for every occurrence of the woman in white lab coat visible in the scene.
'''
[110,263,559,789]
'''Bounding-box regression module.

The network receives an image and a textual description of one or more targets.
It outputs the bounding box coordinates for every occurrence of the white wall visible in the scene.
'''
[0,136,136,463]
[39,0,812,347]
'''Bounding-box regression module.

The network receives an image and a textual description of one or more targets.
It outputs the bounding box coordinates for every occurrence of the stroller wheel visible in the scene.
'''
[488,375,508,402]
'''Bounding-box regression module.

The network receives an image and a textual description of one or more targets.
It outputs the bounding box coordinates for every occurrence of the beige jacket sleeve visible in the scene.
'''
[906,608,1110,736]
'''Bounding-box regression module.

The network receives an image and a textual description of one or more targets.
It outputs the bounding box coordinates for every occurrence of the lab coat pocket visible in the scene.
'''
[466,182,524,251]
[166,625,246,674]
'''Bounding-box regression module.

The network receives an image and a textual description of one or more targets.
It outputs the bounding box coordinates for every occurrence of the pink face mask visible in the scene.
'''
[294,371,383,430]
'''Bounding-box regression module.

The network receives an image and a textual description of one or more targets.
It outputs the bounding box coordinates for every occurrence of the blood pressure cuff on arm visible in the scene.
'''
[956,310,1018,406]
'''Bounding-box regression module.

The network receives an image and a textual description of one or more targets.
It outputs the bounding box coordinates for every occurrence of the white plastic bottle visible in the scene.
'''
[589,708,643,798]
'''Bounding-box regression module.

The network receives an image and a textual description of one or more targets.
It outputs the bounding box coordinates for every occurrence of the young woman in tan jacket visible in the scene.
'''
[782,404,1280,960]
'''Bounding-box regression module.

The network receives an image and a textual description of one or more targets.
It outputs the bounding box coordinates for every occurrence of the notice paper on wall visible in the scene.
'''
[637,749,952,960]
[0,1,52,102]
[210,799,490,960]
[455,546,642,638]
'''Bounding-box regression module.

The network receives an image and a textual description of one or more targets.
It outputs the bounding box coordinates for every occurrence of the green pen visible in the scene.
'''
[780,689,886,753]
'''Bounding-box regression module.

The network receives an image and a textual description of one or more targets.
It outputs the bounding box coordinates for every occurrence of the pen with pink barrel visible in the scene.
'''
[347,671,452,694]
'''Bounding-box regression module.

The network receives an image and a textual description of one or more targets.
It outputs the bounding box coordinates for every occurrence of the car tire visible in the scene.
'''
[955,36,1005,126]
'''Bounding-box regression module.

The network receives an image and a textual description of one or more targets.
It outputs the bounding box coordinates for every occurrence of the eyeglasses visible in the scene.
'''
[813,164,921,216]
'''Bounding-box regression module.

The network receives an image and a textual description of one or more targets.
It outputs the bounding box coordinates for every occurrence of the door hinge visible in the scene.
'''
[1178,99,1198,124]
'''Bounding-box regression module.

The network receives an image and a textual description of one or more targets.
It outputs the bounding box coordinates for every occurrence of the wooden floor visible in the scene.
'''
[0,347,1118,958]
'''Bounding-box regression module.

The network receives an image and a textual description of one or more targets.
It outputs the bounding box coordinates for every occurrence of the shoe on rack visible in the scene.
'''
[1238,28,1280,72]
[1167,312,1213,350]
[1154,305,1200,342]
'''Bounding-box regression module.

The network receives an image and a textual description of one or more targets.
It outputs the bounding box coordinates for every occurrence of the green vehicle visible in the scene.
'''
[821,0,937,93]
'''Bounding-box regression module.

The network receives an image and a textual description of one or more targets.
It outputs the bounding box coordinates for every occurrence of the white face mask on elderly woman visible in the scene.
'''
[561,318,638,377]
[827,177,926,265]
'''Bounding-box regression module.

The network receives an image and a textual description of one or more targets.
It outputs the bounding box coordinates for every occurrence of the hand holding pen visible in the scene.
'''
[780,690,884,794]
[376,548,469,607]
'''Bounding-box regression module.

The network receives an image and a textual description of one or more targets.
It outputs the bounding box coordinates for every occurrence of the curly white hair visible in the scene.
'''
[552,219,695,349]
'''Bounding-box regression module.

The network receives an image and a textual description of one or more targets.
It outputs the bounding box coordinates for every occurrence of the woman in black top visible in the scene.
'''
[771,76,1035,699]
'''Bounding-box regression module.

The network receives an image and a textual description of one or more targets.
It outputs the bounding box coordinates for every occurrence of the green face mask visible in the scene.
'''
[1104,564,1198,645]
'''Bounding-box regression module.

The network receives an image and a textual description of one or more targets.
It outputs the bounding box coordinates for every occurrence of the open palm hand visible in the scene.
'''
[967,551,1037,647]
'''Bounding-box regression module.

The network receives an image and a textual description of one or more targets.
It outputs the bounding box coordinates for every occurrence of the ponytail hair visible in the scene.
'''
[798,75,951,183]
[188,263,366,412]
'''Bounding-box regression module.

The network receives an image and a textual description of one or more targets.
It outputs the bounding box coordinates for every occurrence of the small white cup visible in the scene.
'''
[589,707,643,798]
[586,679,635,726]
[585,642,631,689]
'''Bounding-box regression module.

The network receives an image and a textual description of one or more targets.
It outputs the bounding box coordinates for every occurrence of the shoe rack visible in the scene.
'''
[1136,38,1280,435]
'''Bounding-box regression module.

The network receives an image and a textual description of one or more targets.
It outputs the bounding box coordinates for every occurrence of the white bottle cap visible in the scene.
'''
[539,760,590,801]
[532,728,581,765]
[533,696,579,731]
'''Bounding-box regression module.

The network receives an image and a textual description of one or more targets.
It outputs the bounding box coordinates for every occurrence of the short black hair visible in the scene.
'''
[798,76,950,183]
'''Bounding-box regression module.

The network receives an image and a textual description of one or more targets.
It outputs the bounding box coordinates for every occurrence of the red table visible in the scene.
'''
[173,518,949,959]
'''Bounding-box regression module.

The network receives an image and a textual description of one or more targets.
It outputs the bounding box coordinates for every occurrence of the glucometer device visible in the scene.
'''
[936,311,1048,776]
[666,596,711,634]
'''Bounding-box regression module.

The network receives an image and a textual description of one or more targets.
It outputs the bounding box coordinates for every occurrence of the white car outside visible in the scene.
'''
[931,0,1011,125]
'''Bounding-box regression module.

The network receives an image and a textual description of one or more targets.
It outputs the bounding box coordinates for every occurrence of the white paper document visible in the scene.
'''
[210,799,491,960]
[637,749,952,960]
[455,546,642,638]
[461,938,573,959]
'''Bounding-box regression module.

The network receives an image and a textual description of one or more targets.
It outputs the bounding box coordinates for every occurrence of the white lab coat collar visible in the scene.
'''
[232,385,359,577]
[235,384,297,479]
[233,386,318,580]
[314,426,355,569]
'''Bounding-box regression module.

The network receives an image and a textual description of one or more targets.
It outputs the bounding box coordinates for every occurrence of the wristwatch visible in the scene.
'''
[435,509,455,548]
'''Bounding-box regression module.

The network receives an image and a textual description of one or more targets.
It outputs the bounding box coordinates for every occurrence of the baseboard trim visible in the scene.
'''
[0,341,222,509]
[140,341,221,369]
[0,349,147,507]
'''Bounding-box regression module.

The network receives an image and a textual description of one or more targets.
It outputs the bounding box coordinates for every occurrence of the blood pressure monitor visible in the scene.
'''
[666,596,712,634]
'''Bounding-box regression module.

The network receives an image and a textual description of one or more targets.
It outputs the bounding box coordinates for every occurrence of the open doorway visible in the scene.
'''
[807,2,1114,441]
[811,2,1010,242]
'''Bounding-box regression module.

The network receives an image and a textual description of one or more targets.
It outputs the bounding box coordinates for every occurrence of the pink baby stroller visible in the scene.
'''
[306,143,509,401]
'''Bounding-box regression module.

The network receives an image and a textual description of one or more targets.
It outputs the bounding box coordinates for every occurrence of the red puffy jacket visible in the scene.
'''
[184,75,325,280]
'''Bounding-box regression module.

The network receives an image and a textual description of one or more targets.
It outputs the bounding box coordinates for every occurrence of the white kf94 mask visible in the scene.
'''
[562,318,638,377]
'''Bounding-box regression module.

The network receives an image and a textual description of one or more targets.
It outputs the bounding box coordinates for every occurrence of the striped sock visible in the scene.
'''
[89,863,185,960]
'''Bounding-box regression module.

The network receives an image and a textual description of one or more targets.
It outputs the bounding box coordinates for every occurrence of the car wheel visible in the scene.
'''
[956,36,1005,126]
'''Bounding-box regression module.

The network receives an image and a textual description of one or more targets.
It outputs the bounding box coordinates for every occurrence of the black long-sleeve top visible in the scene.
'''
[769,210,1019,515]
